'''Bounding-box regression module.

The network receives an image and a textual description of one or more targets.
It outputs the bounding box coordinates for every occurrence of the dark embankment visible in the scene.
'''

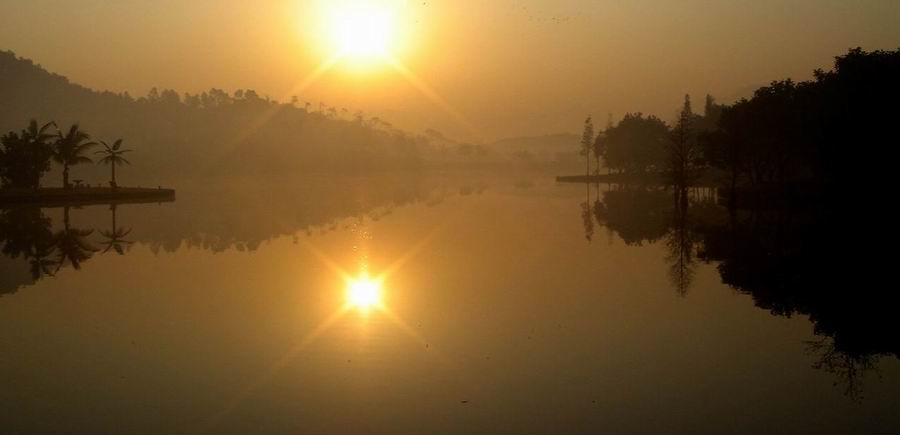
[0,187,175,208]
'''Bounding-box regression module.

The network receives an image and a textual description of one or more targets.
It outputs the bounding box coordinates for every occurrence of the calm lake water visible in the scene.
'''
[2,175,898,434]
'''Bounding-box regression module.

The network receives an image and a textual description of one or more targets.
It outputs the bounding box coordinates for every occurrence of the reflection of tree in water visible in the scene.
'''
[590,184,670,246]
[581,183,594,242]
[583,183,895,398]
[588,183,708,295]
[53,206,98,271]
[698,205,898,399]
[98,204,133,255]
[0,206,56,280]
[0,204,112,295]
[665,188,698,296]
[806,337,880,402]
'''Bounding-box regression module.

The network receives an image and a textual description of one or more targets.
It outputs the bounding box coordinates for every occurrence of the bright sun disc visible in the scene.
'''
[330,4,395,58]
[347,276,382,309]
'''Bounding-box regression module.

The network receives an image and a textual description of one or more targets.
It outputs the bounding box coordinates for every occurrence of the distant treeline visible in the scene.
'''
[581,47,900,193]
[0,50,425,181]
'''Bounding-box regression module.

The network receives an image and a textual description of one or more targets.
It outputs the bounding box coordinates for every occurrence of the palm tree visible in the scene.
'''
[99,204,133,255]
[95,139,132,189]
[53,124,96,189]
[19,120,57,190]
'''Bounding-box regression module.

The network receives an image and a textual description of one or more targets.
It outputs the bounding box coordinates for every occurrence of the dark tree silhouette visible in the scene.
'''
[591,128,605,176]
[52,124,97,189]
[666,95,703,187]
[580,116,594,177]
[701,48,900,199]
[95,139,132,189]
[604,113,668,175]
[0,120,55,190]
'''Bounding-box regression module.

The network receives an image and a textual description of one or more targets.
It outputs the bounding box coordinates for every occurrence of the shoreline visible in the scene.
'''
[0,187,176,208]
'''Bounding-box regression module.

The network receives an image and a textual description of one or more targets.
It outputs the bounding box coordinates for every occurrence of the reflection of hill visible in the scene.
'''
[129,176,449,253]
[0,175,456,295]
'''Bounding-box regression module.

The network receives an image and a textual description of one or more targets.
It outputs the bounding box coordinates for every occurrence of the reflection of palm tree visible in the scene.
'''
[53,206,98,271]
[95,139,132,189]
[53,124,97,189]
[99,204,133,255]
[28,242,58,279]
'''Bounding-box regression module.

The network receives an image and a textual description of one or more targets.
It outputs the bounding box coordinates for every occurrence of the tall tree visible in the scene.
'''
[592,114,613,175]
[95,139,133,189]
[0,120,55,190]
[52,124,96,189]
[580,116,595,177]
[604,113,669,174]
[667,94,700,187]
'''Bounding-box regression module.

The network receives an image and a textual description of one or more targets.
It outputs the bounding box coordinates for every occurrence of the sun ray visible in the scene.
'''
[384,55,484,142]
[199,199,476,433]
[194,305,350,434]
[196,52,344,175]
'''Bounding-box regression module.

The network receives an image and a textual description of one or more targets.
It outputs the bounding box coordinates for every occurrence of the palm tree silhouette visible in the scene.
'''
[53,206,98,271]
[22,120,56,144]
[20,120,57,190]
[95,139,132,189]
[99,204,133,255]
[53,124,96,189]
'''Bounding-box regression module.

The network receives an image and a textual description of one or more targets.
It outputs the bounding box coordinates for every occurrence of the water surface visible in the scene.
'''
[2,176,898,434]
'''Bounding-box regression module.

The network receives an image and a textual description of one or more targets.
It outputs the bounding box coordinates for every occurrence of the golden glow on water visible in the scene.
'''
[346,273,383,311]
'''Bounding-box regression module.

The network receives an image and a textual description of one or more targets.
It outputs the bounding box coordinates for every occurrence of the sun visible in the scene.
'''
[329,3,396,59]
[346,274,383,310]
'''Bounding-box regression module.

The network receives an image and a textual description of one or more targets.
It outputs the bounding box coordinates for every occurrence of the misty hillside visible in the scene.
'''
[0,50,426,184]
[488,133,579,151]
[484,133,582,168]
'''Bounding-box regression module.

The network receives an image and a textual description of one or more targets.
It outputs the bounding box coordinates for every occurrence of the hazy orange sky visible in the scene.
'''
[2,0,899,141]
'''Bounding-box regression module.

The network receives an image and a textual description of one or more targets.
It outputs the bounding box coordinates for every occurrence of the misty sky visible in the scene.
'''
[2,0,899,141]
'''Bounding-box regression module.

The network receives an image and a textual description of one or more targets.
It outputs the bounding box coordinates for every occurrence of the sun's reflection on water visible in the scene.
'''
[346,272,383,313]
